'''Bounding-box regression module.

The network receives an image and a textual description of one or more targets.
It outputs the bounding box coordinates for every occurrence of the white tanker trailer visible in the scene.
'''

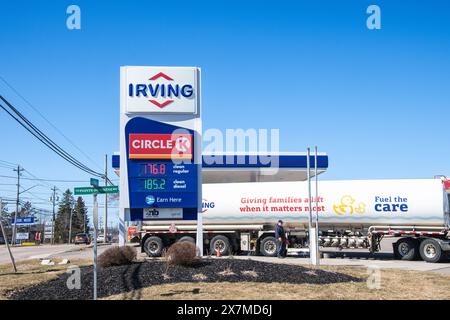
[136,178,450,262]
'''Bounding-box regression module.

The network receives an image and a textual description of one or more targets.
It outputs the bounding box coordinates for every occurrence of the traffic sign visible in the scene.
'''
[11,217,35,225]
[16,232,29,240]
[74,186,119,195]
[90,178,100,187]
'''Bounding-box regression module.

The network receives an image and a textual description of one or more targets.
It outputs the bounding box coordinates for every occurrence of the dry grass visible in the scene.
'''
[98,246,137,268]
[0,258,91,300]
[165,242,198,266]
[217,266,236,277]
[192,273,208,281]
[241,270,258,278]
[102,266,450,300]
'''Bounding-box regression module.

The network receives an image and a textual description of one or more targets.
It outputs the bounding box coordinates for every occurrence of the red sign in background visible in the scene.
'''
[129,133,192,159]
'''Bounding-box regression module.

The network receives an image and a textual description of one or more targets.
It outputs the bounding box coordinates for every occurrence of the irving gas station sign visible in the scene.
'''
[119,66,202,249]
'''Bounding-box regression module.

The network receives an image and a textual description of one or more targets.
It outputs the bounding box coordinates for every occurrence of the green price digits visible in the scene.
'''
[144,178,166,190]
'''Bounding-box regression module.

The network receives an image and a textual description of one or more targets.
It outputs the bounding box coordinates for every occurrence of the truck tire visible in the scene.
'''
[210,235,231,256]
[143,236,164,257]
[260,236,278,257]
[178,236,196,244]
[419,238,443,263]
[394,238,419,261]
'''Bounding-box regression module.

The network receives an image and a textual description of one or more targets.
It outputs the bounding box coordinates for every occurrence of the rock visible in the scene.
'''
[41,259,54,266]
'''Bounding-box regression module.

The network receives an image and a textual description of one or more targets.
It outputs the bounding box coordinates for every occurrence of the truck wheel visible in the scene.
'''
[210,235,231,256]
[260,237,277,257]
[143,236,164,257]
[394,238,419,261]
[419,239,443,263]
[178,236,196,244]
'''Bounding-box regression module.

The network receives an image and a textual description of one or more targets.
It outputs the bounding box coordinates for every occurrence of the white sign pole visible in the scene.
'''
[314,146,320,266]
[307,148,318,265]
[93,193,98,300]
[195,73,203,257]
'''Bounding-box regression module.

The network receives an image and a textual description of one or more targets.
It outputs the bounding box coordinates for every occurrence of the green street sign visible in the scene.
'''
[90,178,99,187]
[74,186,119,195]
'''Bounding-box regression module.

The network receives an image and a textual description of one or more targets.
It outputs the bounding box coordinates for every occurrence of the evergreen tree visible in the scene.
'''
[0,203,11,239]
[1,202,12,224]
[73,196,89,236]
[19,201,33,218]
[8,201,35,224]
[54,189,74,243]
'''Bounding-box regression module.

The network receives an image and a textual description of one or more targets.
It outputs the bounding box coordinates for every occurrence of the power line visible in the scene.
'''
[0,76,104,171]
[0,174,118,183]
[0,159,18,167]
[0,163,16,170]
[0,96,106,179]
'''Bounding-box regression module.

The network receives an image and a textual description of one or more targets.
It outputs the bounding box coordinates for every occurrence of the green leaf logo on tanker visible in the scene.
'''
[333,195,366,216]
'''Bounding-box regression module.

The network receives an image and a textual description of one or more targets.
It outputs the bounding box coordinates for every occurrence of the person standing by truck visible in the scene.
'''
[275,220,287,258]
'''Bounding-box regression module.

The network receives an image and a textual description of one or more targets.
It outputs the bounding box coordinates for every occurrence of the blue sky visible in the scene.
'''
[0,1,449,220]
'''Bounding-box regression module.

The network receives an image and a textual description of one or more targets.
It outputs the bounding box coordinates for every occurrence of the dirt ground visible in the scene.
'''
[1,260,449,300]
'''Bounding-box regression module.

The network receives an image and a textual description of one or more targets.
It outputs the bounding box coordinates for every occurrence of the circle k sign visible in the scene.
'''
[129,133,193,160]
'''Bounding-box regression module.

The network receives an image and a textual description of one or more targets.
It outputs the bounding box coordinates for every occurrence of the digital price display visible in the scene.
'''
[127,159,198,208]
[142,178,166,190]
[142,163,166,176]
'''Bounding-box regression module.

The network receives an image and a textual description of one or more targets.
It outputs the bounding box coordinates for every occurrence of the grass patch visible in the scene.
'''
[102,266,450,300]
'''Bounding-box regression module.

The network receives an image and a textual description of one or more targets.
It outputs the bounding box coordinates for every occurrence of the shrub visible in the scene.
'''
[98,246,137,268]
[165,241,198,266]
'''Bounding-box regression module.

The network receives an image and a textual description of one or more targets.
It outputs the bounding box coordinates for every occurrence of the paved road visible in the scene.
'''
[235,238,450,275]
[0,243,113,264]
[233,253,450,275]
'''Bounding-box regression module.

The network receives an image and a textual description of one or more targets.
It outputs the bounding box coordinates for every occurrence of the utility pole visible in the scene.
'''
[104,154,108,243]
[12,165,24,245]
[51,186,57,245]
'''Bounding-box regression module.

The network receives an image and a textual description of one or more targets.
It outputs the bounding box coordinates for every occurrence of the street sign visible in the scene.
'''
[11,217,35,225]
[74,186,119,195]
[16,232,29,240]
[90,178,100,187]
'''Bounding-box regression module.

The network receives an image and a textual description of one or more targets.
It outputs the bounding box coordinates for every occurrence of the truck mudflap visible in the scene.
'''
[434,238,450,252]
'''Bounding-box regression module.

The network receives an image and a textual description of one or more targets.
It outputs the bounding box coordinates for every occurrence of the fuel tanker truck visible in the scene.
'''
[135,178,450,262]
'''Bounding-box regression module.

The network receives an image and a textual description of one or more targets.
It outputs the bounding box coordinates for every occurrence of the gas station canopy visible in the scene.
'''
[112,152,328,183]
